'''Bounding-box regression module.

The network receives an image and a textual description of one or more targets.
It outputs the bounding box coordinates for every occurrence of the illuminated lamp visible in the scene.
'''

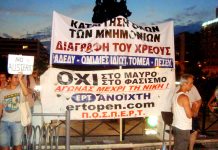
[147,116,158,127]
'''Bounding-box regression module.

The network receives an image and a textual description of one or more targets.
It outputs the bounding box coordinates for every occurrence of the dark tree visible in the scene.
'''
[92,0,131,23]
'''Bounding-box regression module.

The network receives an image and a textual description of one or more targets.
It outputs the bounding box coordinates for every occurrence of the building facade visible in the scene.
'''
[174,32,201,79]
[201,9,218,77]
[175,8,218,79]
[0,37,49,74]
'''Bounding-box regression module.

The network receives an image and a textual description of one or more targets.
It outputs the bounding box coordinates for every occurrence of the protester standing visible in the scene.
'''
[188,85,202,150]
[0,74,29,150]
[175,84,202,150]
[0,72,8,90]
[0,72,8,119]
[172,74,197,150]
[208,86,218,113]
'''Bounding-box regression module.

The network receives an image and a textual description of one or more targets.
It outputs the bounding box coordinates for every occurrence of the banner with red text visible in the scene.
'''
[50,11,174,68]
[41,67,174,120]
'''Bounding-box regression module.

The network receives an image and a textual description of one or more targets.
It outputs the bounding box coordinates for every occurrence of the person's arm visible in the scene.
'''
[18,73,29,96]
[192,100,202,117]
[191,86,202,116]
[208,92,216,112]
[0,93,4,118]
[0,104,3,118]
[179,94,193,118]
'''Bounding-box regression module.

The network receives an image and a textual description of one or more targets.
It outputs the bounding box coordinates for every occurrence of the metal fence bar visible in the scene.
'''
[22,112,69,150]
[66,110,70,150]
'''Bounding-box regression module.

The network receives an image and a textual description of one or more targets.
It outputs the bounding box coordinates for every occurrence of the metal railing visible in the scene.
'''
[22,111,70,150]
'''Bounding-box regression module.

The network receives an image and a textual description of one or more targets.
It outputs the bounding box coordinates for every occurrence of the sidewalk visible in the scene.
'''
[65,113,218,150]
[191,110,218,150]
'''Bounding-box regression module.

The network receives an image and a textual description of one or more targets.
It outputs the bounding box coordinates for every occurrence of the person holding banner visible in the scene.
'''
[0,73,29,150]
[172,74,198,150]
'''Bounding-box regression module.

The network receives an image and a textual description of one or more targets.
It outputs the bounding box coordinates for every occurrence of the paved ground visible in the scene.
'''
[65,112,218,149]
[55,129,218,149]
[196,110,218,149]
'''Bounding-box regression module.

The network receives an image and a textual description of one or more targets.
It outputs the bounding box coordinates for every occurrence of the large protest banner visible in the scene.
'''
[41,68,174,120]
[50,11,174,68]
[41,11,175,120]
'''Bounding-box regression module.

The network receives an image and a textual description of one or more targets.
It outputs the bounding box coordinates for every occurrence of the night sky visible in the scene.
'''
[0,0,217,38]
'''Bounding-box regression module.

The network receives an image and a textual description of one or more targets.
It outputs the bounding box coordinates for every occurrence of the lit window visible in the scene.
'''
[22,45,28,49]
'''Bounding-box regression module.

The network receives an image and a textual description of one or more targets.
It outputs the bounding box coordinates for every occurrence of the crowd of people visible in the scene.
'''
[0,71,39,150]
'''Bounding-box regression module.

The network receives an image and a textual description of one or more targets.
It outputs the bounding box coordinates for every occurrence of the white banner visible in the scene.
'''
[50,11,174,68]
[41,68,175,120]
[44,11,175,120]
[8,54,34,75]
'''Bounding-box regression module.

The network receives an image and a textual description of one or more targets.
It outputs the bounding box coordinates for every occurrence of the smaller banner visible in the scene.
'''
[8,54,34,75]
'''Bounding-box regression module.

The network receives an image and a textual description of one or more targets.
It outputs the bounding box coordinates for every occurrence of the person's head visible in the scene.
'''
[8,74,20,87]
[0,72,7,84]
[32,70,39,78]
[180,74,194,92]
